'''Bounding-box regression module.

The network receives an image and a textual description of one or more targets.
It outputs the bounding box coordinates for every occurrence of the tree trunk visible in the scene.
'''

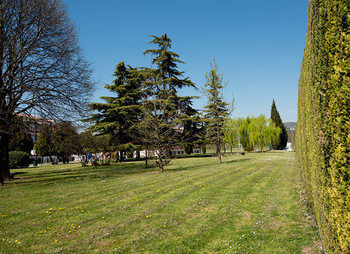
[158,157,164,172]
[136,150,140,160]
[201,144,206,154]
[49,155,55,165]
[0,132,10,184]
[145,150,148,167]
[216,141,221,164]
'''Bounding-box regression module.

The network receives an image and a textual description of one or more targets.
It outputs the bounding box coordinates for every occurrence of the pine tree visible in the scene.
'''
[181,98,201,155]
[138,34,196,171]
[203,60,230,164]
[270,100,288,150]
[88,62,142,150]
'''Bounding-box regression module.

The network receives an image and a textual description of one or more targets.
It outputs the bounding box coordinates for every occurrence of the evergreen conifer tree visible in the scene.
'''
[139,34,196,171]
[88,62,142,151]
[270,100,288,150]
[203,60,230,164]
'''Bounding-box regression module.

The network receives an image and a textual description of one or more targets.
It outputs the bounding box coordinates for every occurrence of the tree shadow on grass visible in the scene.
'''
[220,158,251,165]
[8,162,158,186]
[7,157,252,186]
[165,157,251,172]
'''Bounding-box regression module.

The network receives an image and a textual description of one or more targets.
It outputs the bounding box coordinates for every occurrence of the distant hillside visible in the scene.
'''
[284,122,296,128]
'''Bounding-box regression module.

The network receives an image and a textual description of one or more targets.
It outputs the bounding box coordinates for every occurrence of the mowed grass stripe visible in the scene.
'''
[0,152,320,253]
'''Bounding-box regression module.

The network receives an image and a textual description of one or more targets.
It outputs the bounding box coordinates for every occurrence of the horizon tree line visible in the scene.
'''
[8,32,289,172]
[0,0,289,180]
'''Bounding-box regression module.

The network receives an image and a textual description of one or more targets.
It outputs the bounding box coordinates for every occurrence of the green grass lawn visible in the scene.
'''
[0,152,321,253]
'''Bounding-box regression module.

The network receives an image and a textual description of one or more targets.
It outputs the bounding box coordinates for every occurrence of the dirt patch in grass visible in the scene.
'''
[267,220,281,230]
[302,239,323,253]
[239,211,252,219]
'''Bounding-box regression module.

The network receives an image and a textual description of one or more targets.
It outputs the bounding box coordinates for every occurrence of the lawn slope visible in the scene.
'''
[0,152,320,253]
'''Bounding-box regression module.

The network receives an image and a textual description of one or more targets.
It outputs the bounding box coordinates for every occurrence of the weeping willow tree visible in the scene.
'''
[224,116,280,153]
[223,118,239,152]
[248,115,280,152]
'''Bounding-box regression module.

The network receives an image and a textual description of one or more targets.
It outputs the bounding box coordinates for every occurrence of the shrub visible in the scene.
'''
[296,0,350,252]
[9,151,30,169]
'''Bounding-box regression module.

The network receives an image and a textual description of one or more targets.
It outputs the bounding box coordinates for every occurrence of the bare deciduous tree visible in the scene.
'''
[0,0,94,184]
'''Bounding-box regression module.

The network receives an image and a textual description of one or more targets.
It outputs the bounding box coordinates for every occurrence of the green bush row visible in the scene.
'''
[296,0,350,253]
[9,151,30,169]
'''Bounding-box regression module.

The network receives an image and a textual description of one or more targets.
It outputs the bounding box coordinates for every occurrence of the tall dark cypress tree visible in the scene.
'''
[203,60,230,164]
[270,100,288,150]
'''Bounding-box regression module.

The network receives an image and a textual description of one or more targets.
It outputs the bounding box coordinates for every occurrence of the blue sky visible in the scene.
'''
[64,0,309,122]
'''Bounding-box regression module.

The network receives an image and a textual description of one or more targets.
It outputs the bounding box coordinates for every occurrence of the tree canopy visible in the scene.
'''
[0,0,94,183]
[88,62,141,149]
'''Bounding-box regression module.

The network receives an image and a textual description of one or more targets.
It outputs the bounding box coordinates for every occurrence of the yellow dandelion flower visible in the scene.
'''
[68,230,71,233]
[14,240,18,243]
[163,225,166,228]
[49,208,53,210]
[32,222,35,225]
[54,240,58,243]
[78,225,81,228]
[137,213,140,217]
[101,217,105,219]
[57,233,60,236]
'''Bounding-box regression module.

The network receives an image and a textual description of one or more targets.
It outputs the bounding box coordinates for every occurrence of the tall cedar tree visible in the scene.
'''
[270,100,287,150]
[139,34,196,171]
[181,98,201,154]
[88,62,142,150]
[203,60,230,164]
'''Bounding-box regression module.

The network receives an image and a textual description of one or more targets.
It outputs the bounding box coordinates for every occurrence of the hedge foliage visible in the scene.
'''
[296,0,350,252]
[9,151,30,169]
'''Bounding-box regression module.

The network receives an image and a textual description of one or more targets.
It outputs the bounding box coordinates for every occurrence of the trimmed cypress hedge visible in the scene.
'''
[296,0,350,252]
